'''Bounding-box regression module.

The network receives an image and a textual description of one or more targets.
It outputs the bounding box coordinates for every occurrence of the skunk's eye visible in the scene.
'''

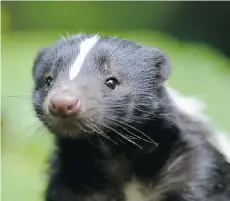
[105,77,119,90]
[45,76,53,87]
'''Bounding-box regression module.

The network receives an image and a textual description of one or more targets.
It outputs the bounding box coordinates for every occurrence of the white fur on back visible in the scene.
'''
[167,87,230,163]
[69,35,99,80]
[209,132,230,163]
[166,87,207,120]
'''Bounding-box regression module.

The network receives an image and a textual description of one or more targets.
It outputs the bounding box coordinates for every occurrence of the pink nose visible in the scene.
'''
[49,92,80,118]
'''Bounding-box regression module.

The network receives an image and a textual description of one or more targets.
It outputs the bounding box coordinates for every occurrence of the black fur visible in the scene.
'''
[32,34,230,201]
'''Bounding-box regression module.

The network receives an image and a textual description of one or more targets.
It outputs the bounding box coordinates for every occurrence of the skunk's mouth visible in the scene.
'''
[44,115,95,138]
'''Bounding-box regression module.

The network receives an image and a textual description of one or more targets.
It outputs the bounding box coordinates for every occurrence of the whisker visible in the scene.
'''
[105,115,158,147]
[35,125,48,141]
[88,139,100,148]
[1,95,30,100]
[106,119,153,143]
[8,120,38,144]
[83,118,118,145]
[24,124,43,143]
[99,122,142,149]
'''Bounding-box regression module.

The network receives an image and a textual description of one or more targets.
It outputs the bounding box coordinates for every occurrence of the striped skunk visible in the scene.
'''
[32,34,230,201]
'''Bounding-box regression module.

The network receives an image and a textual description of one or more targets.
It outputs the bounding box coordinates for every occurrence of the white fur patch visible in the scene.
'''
[124,179,149,201]
[167,86,230,162]
[69,35,99,80]
[166,87,207,120]
[209,132,230,163]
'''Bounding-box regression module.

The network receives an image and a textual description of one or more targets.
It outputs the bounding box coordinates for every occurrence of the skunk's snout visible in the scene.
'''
[48,89,81,118]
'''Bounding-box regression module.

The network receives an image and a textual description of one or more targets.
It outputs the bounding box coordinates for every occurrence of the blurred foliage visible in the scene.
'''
[2,1,230,57]
[1,2,230,201]
[1,2,181,31]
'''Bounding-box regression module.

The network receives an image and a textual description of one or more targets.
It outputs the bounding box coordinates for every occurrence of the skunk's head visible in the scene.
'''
[32,34,171,141]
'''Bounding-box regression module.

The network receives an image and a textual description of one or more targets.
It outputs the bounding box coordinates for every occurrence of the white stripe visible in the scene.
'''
[69,35,99,80]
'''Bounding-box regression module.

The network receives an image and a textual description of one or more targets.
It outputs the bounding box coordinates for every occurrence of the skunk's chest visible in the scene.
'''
[97,150,157,201]
[52,140,167,201]
[123,179,154,201]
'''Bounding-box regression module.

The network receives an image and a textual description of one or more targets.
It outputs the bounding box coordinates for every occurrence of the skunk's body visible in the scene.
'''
[32,34,230,201]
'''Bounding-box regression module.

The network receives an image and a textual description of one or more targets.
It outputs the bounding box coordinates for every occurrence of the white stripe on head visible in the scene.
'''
[69,35,100,80]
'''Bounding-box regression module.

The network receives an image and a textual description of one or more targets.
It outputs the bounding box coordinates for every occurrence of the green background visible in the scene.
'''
[1,2,230,201]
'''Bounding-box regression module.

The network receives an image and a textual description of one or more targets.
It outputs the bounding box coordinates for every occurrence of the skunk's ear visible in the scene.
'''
[32,47,48,80]
[147,48,171,83]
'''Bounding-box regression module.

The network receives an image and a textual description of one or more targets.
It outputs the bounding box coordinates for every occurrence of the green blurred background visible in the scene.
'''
[1,2,230,201]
